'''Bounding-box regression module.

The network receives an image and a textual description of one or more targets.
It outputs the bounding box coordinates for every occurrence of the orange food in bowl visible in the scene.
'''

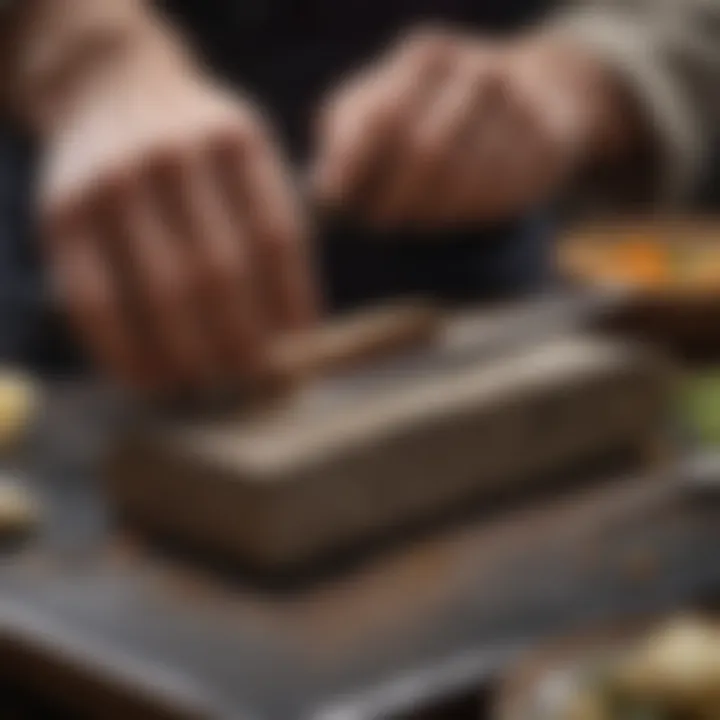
[563,238,671,290]
[611,241,671,288]
[561,232,720,293]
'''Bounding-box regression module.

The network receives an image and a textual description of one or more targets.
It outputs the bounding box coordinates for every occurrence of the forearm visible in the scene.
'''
[544,0,720,205]
[1,0,189,132]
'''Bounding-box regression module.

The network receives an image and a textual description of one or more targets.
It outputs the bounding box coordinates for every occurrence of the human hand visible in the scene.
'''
[37,26,317,395]
[311,28,631,229]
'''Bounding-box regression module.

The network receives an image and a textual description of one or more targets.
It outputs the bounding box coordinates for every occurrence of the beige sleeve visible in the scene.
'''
[546,0,720,206]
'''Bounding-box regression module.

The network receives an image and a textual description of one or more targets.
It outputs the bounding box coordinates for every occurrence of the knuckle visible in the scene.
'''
[367,100,397,134]
[40,194,81,238]
[70,163,138,219]
[204,251,243,289]
[70,281,113,326]
[84,292,114,326]
[479,64,510,101]
[152,269,192,311]
[260,227,296,257]
[232,256,251,288]
[210,124,247,154]
[98,161,135,194]
[461,51,487,83]
[225,110,268,150]
[41,162,133,232]
[410,129,442,165]
[145,142,192,176]
[206,116,272,170]
[260,209,304,253]
[91,168,136,212]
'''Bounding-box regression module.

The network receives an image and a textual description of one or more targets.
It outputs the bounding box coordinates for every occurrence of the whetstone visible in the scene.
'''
[107,320,670,569]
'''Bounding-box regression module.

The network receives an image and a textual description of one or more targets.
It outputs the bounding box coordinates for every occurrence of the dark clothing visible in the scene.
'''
[162,0,554,307]
[0,0,552,370]
[162,0,546,158]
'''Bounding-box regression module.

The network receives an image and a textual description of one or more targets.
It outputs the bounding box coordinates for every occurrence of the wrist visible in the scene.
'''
[9,0,193,134]
[569,47,638,166]
[524,33,639,166]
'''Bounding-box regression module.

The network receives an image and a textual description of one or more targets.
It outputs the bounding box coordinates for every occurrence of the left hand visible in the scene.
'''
[311,28,630,229]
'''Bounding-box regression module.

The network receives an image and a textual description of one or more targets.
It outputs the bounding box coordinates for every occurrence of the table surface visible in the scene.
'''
[1,378,720,720]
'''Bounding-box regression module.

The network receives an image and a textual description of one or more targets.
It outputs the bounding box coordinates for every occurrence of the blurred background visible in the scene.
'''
[1,1,720,719]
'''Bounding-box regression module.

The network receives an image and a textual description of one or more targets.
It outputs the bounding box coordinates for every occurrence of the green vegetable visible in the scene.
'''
[605,685,668,720]
[680,370,720,447]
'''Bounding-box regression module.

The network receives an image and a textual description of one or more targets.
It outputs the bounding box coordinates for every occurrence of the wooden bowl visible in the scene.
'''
[559,218,720,359]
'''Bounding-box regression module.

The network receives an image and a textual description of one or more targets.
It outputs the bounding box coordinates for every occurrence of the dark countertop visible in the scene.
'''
[1,381,720,720]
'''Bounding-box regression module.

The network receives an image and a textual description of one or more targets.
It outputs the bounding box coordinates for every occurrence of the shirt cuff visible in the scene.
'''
[545,10,708,206]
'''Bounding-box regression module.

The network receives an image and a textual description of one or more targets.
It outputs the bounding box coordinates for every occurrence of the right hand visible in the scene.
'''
[37,31,317,396]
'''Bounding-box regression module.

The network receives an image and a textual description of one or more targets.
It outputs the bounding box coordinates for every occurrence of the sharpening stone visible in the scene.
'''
[106,313,670,570]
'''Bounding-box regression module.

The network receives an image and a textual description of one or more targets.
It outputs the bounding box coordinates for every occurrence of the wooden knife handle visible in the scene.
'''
[268,300,442,384]
[161,301,442,414]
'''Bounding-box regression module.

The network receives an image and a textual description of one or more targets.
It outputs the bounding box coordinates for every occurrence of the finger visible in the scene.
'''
[369,52,484,227]
[115,182,213,387]
[476,85,556,220]
[454,61,582,221]
[311,32,451,208]
[310,72,396,208]
[173,151,267,378]
[48,222,155,391]
[433,73,530,223]
[511,53,588,165]
[216,126,319,334]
